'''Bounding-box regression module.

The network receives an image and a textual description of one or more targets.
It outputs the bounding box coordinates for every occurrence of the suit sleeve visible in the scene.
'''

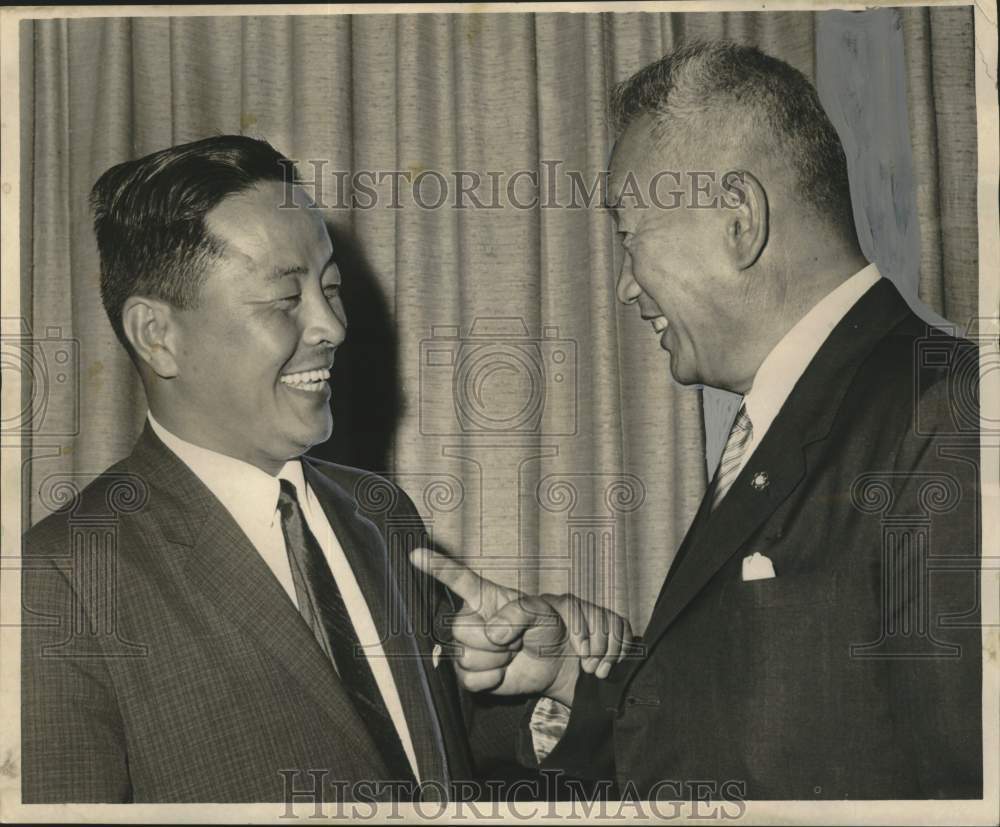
[541,675,616,772]
[21,529,131,802]
[885,369,983,797]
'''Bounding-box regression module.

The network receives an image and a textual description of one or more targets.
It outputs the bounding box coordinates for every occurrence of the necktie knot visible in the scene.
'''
[711,403,754,510]
[277,479,299,517]
[733,405,752,434]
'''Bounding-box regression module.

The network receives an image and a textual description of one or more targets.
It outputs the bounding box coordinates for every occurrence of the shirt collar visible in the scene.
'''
[147,412,304,531]
[742,263,882,437]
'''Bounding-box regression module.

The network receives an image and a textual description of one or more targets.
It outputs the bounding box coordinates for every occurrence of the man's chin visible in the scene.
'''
[303,420,334,452]
[279,418,334,460]
[666,351,696,387]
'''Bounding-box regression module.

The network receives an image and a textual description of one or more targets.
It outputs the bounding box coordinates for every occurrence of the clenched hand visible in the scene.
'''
[410,547,634,706]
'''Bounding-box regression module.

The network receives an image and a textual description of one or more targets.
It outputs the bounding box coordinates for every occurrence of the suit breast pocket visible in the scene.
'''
[720,570,840,611]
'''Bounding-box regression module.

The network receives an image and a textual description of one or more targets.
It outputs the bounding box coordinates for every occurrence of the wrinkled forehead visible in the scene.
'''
[205,181,332,269]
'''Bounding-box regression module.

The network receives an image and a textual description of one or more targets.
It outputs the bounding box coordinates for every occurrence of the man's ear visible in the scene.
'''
[722,170,768,270]
[121,296,180,378]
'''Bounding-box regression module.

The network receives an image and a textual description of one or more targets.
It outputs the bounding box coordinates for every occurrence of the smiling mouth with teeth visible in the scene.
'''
[279,368,331,392]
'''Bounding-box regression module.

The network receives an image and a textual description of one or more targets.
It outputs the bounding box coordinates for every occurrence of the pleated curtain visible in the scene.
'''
[18,8,978,631]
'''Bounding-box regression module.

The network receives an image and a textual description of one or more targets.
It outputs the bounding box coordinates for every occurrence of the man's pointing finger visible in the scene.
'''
[410,547,487,607]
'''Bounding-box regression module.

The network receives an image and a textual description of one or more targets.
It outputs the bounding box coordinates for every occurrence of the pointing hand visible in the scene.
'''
[410,548,634,705]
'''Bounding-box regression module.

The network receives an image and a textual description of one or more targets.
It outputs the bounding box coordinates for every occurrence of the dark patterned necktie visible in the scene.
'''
[276,479,416,785]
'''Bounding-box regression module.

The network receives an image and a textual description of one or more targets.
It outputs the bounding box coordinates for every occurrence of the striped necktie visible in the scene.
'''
[711,404,753,510]
[276,479,416,786]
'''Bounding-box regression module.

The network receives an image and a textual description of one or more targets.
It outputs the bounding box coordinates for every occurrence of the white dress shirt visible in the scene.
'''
[721,263,882,482]
[148,414,422,781]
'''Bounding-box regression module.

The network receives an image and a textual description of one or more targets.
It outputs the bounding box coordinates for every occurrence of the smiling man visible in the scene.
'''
[433,42,983,800]
[20,136,629,804]
[145,181,343,470]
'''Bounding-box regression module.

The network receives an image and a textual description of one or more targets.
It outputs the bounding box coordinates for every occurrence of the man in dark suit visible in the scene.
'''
[20,136,630,803]
[417,42,983,799]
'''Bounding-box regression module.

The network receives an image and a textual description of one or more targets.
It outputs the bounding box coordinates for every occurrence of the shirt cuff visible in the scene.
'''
[528,696,572,763]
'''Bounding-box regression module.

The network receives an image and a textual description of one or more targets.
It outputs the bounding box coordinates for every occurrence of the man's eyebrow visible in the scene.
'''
[268,264,307,280]
[268,252,338,281]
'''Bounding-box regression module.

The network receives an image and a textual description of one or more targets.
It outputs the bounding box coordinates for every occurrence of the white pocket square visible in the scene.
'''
[742,552,776,581]
[432,643,443,668]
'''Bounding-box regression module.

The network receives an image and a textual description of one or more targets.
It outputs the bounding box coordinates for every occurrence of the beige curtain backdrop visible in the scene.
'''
[18,9,978,632]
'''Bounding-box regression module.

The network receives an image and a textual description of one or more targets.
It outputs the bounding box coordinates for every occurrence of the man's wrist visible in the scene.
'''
[544,654,580,707]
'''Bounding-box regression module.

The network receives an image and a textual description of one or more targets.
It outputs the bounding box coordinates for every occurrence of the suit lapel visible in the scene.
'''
[303,462,451,787]
[635,428,809,659]
[127,428,388,768]
[184,503,370,727]
[623,279,912,686]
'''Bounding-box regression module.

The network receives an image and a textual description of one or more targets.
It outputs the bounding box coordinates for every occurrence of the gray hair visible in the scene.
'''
[610,41,853,228]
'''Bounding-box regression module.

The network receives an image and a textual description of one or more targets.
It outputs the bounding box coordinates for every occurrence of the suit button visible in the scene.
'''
[617,694,658,717]
[622,695,659,710]
[615,698,634,719]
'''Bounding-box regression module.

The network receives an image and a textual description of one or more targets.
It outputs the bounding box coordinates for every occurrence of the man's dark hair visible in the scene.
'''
[610,41,853,229]
[90,135,299,351]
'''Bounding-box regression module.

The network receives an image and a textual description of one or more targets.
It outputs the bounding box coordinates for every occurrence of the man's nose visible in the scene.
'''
[616,254,641,305]
[302,290,347,348]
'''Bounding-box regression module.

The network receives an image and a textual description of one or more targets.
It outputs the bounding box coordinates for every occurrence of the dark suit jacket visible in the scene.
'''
[543,279,983,799]
[21,427,492,803]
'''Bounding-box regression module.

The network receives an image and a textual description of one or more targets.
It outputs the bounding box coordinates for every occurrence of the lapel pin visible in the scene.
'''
[750,471,769,491]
